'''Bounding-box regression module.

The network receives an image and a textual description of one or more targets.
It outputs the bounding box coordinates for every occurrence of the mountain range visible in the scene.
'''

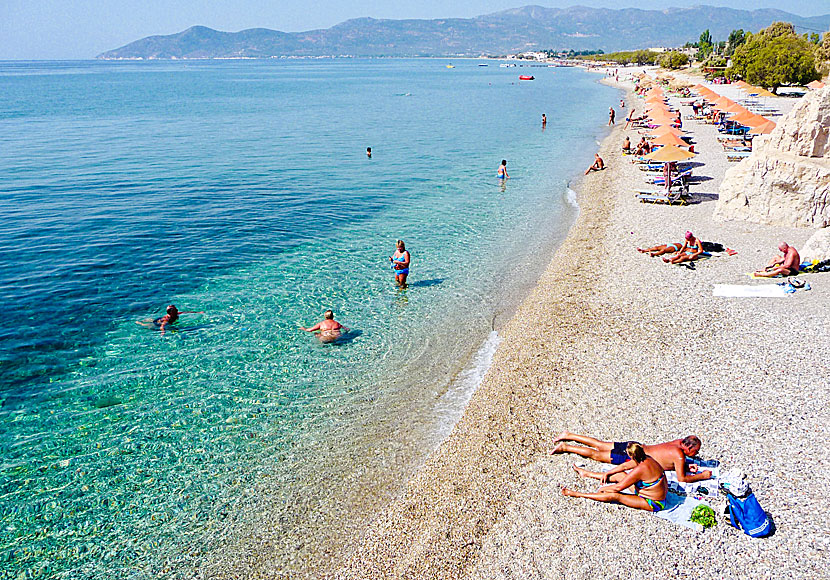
[97,5,830,60]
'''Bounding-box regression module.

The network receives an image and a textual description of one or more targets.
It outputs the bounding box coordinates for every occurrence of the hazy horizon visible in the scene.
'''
[2,1,829,60]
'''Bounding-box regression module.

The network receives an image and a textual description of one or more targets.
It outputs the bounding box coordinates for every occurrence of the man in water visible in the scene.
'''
[542,114,547,128]
[584,153,604,174]
[301,310,349,343]
[754,242,801,277]
[552,431,713,484]
[366,147,372,158]
[497,159,509,179]
[137,304,203,336]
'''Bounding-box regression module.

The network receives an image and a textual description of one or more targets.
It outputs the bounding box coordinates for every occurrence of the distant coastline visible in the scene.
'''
[96,6,830,60]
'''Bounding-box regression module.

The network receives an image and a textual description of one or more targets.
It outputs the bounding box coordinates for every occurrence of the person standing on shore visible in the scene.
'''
[608,107,615,126]
[497,160,509,179]
[390,240,411,288]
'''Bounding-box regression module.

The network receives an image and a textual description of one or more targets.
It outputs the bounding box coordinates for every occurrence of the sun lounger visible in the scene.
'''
[635,189,689,205]
[721,145,752,152]
[727,151,751,162]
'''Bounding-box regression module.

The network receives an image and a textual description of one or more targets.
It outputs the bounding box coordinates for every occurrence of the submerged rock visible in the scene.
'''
[714,87,830,227]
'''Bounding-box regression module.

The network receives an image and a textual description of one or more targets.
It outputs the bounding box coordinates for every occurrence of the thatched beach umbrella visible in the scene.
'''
[807,80,826,90]
[650,132,689,148]
[645,144,696,162]
[649,125,685,137]
[748,119,777,134]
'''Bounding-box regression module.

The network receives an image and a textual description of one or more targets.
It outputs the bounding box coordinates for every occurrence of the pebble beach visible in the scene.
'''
[334,71,830,579]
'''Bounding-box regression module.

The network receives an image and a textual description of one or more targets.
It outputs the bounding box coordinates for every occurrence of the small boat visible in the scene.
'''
[519,75,535,81]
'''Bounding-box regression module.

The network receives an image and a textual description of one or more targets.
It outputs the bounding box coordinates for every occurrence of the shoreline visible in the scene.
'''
[335,71,830,578]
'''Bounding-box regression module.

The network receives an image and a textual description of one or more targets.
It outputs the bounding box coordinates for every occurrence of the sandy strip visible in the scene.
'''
[335,73,830,579]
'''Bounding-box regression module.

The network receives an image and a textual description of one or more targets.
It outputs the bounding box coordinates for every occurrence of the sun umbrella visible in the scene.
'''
[748,120,776,134]
[645,144,696,162]
[748,86,776,98]
[650,132,689,148]
[649,125,685,138]
[807,80,826,90]
[730,111,767,126]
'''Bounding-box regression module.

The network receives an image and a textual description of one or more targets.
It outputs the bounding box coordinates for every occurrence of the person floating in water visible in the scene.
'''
[497,160,509,179]
[300,310,349,343]
[137,304,203,336]
[390,239,411,288]
[542,114,547,128]
[366,147,372,158]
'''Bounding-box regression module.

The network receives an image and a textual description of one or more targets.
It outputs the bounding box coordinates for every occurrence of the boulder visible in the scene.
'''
[714,87,830,227]
[801,228,830,262]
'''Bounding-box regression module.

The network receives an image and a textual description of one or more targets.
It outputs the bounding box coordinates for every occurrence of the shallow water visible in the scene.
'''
[0,59,617,577]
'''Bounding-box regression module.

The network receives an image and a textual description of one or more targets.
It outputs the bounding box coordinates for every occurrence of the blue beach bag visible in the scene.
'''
[726,492,772,538]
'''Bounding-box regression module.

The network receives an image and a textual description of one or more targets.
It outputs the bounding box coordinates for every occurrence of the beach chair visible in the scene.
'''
[727,151,751,162]
[635,190,688,205]
[644,169,693,185]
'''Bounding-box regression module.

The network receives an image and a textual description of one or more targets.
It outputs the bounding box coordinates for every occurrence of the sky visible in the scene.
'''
[2,0,829,60]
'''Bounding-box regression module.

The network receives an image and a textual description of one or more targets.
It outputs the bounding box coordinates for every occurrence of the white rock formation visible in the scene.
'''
[714,87,830,227]
[801,228,830,262]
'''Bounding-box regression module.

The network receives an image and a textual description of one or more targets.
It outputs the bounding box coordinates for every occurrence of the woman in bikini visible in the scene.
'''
[389,239,411,288]
[637,242,684,257]
[662,230,704,264]
[562,442,667,513]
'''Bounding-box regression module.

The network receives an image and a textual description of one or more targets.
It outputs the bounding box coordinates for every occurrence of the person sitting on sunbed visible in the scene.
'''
[637,242,684,257]
[663,230,704,264]
[552,432,712,483]
[561,442,668,512]
[584,153,605,175]
[754,242,800,278]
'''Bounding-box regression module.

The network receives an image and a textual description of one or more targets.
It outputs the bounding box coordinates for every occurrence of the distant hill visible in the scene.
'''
[98,5,830,59]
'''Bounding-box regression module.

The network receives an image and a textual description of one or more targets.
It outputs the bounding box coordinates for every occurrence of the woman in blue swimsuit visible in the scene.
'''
[562,442,667,512]
[637,242,684,257]
[389,240,411,288]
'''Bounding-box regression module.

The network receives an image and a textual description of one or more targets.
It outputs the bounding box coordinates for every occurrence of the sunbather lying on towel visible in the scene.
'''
[552,432,712,483]
[662,231,704,264]
[561,442,668,512]
[754,242,800,277]
[637,242,684,257]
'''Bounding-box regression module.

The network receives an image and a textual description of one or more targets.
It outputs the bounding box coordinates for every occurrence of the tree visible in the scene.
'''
[698,29,714,60]
[728,22,820,93]
[657,51,690,70]
[816,30,830,76]
[726,29,746,55]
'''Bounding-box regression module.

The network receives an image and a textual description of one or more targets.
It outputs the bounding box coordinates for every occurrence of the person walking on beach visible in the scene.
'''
[561,442,668,513]
[754,242,801,277]
[608,107,615,126]
[390,239,411,288]
[497,160,509,179]
[136,304,204,336]
[584,153,604,175]
[552,431,712,483]
[301,310,349,343]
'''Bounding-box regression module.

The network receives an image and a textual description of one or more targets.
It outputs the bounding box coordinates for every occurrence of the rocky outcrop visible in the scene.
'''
[714,87,830,227]
[801,228,830,262]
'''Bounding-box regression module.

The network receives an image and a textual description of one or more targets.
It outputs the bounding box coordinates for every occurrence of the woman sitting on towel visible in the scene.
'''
[562,442,668,512]
[662,231,704,265]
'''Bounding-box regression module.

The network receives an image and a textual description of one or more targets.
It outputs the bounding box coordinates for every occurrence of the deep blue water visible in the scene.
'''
[0,59,618,578]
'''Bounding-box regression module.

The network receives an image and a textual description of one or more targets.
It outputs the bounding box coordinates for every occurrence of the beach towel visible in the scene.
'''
[714,284,790,297]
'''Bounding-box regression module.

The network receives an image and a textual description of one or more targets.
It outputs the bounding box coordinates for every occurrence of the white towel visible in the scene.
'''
[713,284,789,297]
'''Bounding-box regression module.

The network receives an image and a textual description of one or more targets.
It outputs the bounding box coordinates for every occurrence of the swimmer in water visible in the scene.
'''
[301,310,350,343]
[497,159,509,179]
[542,113,547,128]
[137,304,203,336]
[390,239,411,288]
[366,147,372,158]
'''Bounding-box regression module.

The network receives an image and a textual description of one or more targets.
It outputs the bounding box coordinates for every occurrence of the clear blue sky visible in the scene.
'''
[2,0,829,60]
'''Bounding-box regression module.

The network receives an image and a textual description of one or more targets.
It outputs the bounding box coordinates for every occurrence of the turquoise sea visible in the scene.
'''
[0,59,618,578]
